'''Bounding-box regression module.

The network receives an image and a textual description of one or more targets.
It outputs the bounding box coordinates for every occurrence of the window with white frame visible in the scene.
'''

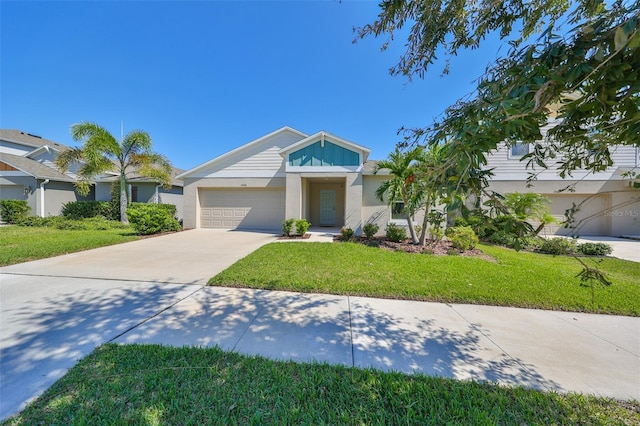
[510,142,530,158]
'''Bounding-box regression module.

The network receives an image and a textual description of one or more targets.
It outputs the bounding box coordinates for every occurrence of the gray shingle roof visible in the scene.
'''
[0,129,70,151]
[0,152,75,182]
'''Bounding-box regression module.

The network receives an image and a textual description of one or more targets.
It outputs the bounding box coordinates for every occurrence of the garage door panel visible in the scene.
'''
[543,195,605,236]
[199,189,285,230]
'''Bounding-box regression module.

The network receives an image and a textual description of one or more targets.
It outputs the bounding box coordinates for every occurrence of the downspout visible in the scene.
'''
[40,179,50,217]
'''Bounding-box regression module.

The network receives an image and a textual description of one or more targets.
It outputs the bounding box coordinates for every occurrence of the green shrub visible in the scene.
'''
[127,204,181,235]
[295,219,311,236]
[385,223,407,243]
[0,200,30,224]
[282,218,295,236]
[489,230,516,247]
[446,226,479,251]
[577,242,613,256]
[538,237,577,255]
[62,201,116,220]
[340,226,355,241]
[429,226,444,241]
[17,215,127,230]
[363,222,380,239]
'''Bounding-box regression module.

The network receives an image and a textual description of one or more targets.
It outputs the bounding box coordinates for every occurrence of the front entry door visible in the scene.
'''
[319,190,336,226]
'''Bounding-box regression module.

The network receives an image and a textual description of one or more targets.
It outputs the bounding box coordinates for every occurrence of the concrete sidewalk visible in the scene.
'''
[1,281,638,420]
[115,286,639,401]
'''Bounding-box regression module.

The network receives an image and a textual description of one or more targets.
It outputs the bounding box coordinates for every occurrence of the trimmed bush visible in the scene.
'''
[340,226,355,241]
[127,204,181,235]
[62,201,116,220]
[363,222,380,239]
[446,226,479,251]
[577,242,613,256]
[0,200,30,224]
[282,218,295,236]
[17,215,128,230]
[538,237,577,255]
[385,223,407,243]
[295,219,311,236]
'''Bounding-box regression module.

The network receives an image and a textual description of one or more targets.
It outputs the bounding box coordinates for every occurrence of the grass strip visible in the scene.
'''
[209,242,640,316]
[3,344,638,425]
[0,226,138,266]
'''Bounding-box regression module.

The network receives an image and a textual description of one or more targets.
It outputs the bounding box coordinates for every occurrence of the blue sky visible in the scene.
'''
[1,1,503,170]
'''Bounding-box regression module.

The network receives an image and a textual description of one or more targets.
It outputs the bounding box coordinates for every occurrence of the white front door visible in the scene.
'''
[319,189,336,226]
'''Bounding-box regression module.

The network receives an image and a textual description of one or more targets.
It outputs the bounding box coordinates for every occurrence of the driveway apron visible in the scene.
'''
[0,229,277,420]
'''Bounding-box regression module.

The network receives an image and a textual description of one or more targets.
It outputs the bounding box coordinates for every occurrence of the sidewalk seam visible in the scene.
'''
[347,296,355,367]
[231,293,264,352]
[107,286,205,343]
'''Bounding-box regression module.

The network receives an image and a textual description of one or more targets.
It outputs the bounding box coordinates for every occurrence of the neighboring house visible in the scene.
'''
[178,126,399,234]
[0,129,184,220]
[179,125,639,237]
[95,168,185,221]
[0,130,93,218]
[484,141,640,237]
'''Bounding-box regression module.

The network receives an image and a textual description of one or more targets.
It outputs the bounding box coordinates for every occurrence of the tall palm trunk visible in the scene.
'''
[119,173,129,224]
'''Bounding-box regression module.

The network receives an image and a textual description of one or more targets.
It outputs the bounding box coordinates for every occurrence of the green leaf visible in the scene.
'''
[614,26,628,50]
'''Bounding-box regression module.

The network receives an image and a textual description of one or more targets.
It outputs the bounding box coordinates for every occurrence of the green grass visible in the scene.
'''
[0,226,139,266]
[3,344,638,425]
[210,242,640,316]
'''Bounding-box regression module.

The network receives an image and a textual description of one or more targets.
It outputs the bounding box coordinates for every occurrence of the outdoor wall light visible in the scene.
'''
[23,185,32,195]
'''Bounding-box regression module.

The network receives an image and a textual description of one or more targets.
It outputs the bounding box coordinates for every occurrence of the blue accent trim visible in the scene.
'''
[289,141,359,166]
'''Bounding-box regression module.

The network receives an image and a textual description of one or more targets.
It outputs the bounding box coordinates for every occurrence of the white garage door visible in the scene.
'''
[544,194,605,236]
[199,189,285,230]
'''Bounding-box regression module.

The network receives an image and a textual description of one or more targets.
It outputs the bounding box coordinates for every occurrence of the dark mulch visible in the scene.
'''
[278,233,311,240]
[334,235,495,261]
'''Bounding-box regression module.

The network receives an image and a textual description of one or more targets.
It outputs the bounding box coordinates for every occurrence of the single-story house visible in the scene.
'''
[179,126,640,237]
[178,126,397,234]
[0,129,184,220]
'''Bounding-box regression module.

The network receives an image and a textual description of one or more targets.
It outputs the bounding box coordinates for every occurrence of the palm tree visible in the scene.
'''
[374,147,422,244]
[55,122,172,223]
[414,143,448,245]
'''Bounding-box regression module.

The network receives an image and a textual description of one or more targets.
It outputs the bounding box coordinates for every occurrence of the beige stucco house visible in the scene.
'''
[178,126,398,234]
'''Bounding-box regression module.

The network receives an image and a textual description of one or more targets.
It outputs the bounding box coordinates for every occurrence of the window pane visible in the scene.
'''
[511,143,529,157]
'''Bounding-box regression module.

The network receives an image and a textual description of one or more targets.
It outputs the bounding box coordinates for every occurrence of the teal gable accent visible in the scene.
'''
[289,141,359,166]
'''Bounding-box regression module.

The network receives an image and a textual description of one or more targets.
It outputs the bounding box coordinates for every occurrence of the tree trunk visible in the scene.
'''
[418,195,431,246]
[404,196,419,244]
[119,174,129,224]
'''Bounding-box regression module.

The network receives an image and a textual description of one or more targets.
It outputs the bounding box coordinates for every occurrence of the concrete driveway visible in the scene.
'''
[0,229,277,420]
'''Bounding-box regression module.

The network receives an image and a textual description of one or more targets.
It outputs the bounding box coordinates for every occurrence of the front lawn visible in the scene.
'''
[0,226,138,266]
[3,344,637,425]
[210,242,640,316]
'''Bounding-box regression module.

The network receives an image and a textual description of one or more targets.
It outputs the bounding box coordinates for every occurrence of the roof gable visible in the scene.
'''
[177,126,308,178]
[0,152,75,182]
[279,131,371,165]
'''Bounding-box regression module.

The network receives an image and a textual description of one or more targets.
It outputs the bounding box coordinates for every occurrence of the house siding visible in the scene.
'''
[191,132,305,177]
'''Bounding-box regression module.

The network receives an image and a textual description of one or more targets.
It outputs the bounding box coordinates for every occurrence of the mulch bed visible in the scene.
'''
[335,235,496,261]
[278,233,311,240]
